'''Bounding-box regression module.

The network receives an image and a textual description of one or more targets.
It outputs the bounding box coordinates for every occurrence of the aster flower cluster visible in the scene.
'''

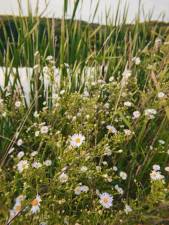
[1,40,169,225]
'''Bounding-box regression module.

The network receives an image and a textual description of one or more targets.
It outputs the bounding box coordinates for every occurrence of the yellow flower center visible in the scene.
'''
[31,199,38,206]
[103,197,109,204]
[75,138,81,144]
[15,205,21,212]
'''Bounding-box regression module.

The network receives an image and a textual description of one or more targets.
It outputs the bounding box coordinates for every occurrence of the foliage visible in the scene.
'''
[0,0,169,224]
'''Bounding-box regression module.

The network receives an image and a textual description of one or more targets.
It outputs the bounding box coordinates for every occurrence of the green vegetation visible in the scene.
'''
[0,0,169,224]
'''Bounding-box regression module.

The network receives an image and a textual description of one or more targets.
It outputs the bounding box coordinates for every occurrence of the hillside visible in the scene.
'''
[0,15,168,67]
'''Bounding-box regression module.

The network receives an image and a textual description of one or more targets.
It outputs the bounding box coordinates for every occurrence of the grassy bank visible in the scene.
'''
[0,1,169,224]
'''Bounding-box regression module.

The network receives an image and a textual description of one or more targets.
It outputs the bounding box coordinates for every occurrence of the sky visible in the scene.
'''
[0,0,168,24]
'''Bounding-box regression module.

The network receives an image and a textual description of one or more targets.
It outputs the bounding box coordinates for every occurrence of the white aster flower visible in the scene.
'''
[144,109,157,119]
[17,151,25,159]
[104,103,110,109]
[40,126,49,134]
[80,166,88,172]
[124,101,132,107]
[99,192,113,209]
[60,90,65,95]
[15,195,26,203]
[158,92,166,99]
[119,171,127,180]
[74,185,89,195]
[118,149,123,153]
[59,172,68,183]
[122,69,132,79]
[165,167,169,172]
[114,185,124,195]
[158,139,165,145]
[13,202,22,213]
[113,166,118,171]
[124,129,132,136]
[70,134,85,148]
[35,131,40,137]
[17,139,23,146]
[80,185,89,193]
[32,162,42,169]
[83,89,90,97]
[150,170,164,181]
[104,148,112,156]
[46,55,53,61]
[132,57,141,65]
[96,166,101,172]
[132,111,141,119]
[155,37,162,50]
[152,164,160,171]
[124,204,132,214]
[31,194,42,214]
[109,76,114,82]
[31,151,38,157]
[33,111,39,118]
[17,160,29,173]
[15,101,21,108]
[74,186,82,195]
[43,160,52,166]
[121,69,132,87]
[106,125,117,134]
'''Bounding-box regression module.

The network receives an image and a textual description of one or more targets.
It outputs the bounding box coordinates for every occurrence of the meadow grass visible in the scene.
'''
[0,0,169,224]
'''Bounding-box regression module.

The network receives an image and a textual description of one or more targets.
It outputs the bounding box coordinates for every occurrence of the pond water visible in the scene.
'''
[0,67,60,104]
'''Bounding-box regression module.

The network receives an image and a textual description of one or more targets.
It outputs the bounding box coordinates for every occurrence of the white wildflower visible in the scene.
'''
[132,57,141,65]
[109,76,114,82]
[152,164,160,171]
[17,139,23,146]
[99,192,113,209]
[74,185,89,195]
[17,151,24,159]
[60,90,65,95]
[165,167,169,172]
[43,160,52,166]
[158,139,165,145]
[124,204,132,214]
[70,134,85,148]
[106,125,117,134]
[115,185,124,195]
[124,101,132,107]
[32,162,42,169]
[121,69,132,87]
[144,109,157,119]
[31,151,38,157]
[33,111,39,118]
[35,131,40,137]
[119,171,127,180]
[132,111,141,119]
[80,166,88,172]
[150,170,164,181]
[158,92,166,99]
[40,126,49,134]
[17,160,29,173]
[124,129,132,136]
[59,172,68,183]
[113,166,118,171]
[31,194,42,214]
[15,101,21,108]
